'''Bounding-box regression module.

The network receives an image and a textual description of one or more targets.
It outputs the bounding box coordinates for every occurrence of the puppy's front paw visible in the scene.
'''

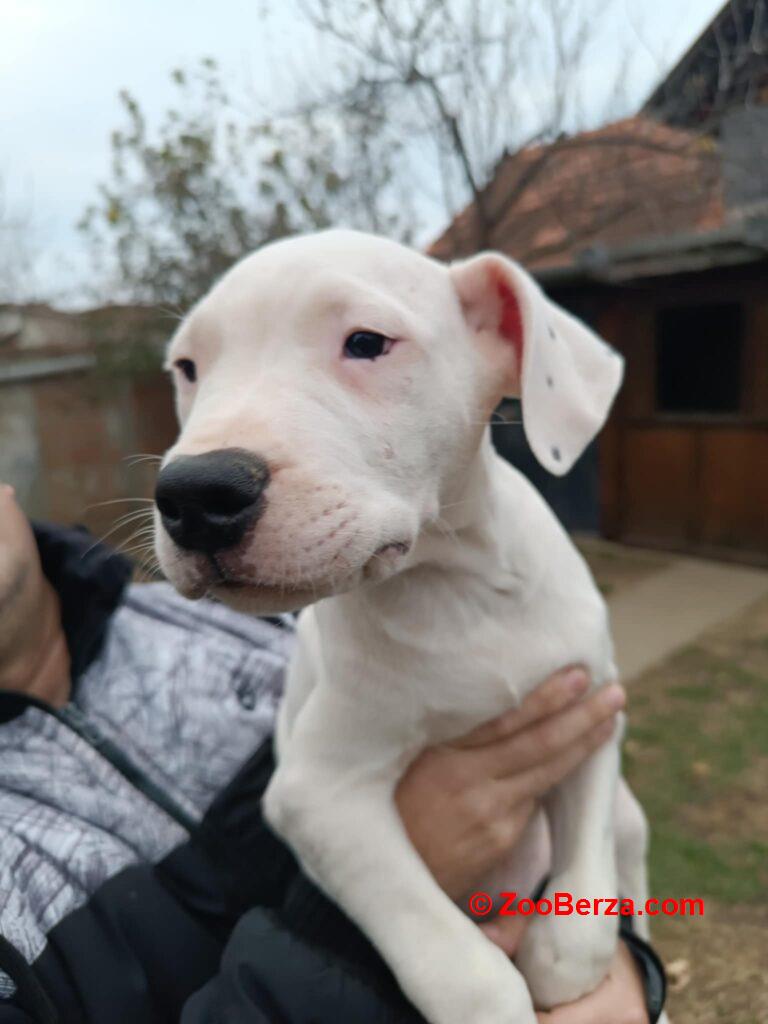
[407,935,538,1024]
[515,902,616,1009]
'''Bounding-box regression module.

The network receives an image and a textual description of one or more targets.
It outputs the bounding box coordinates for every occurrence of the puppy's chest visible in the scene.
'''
[315,568,613,743]
[414,600,610,741]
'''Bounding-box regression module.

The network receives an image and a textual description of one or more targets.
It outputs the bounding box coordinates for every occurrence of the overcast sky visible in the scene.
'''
[1,0,725,302]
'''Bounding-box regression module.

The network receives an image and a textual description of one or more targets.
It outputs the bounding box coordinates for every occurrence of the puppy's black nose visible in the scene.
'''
[155,448,269,553]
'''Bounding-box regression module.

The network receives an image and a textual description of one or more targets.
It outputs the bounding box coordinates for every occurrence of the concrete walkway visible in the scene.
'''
[606,555,768,681]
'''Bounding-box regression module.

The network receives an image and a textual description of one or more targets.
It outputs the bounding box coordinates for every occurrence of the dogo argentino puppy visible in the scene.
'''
[153,230,655,1024]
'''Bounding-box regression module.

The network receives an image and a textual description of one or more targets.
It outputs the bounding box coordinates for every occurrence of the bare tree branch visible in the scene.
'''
[0,178,40,304]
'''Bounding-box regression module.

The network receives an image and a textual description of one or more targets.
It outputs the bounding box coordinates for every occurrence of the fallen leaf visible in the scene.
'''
[666,957,691,992]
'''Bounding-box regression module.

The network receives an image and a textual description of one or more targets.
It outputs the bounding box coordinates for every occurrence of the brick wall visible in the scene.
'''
[0,368,177,553]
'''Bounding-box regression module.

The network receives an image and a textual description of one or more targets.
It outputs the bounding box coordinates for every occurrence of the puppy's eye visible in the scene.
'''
[343,331,392,360]
[174,358,197,383]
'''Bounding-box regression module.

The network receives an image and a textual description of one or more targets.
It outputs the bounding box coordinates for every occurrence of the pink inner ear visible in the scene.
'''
[492,269,524,372]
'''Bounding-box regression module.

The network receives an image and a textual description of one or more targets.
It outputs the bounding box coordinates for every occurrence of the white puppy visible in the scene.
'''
[154,230,653,1024]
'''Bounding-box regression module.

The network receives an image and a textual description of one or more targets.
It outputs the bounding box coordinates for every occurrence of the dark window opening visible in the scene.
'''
[655,303,743,414]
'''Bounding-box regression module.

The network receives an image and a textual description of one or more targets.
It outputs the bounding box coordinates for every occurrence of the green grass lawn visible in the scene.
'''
[623,597,768,1023]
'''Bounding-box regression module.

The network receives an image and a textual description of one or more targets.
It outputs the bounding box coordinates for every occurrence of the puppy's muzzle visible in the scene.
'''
[155,448,269,553]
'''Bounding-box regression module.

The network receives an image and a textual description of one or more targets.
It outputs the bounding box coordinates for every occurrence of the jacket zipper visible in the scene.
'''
[52,702,200,834]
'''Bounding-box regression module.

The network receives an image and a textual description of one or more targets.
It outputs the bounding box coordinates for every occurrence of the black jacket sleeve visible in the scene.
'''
[0,939,56,1024]
[619,920,667,1024]
[181,873,424,1024]
[0,1009,36,1024]
[182,873,668,1024]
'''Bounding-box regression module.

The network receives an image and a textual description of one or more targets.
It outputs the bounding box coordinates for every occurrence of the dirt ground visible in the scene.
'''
[624,596,768,1024]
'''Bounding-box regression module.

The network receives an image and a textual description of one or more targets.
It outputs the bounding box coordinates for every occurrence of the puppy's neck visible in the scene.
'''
[328,430,532,625]
[408,428,515,579]
[436,428,500,532]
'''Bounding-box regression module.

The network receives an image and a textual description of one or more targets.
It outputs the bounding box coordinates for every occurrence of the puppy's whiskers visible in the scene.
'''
[81,507,156,559]
[123,453,164,469]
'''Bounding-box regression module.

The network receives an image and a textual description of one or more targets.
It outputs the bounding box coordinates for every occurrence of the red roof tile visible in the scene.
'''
[429,115,724,270]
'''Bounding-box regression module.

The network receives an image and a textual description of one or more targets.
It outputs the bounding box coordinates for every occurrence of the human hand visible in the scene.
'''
[536,940,649,1023]
[0,483,32,611]
[0,483,70,704]
[395,667,625,900]
[462,914,649,1024]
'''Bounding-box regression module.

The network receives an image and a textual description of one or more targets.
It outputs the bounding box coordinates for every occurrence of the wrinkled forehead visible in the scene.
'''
[175,232,454,351]
[224,231,449,303]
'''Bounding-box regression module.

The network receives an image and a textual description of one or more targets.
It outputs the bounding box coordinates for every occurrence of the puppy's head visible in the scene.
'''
[154,230,622,613]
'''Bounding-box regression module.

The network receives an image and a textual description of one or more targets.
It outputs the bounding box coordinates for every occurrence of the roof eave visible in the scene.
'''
[535,217,768,286]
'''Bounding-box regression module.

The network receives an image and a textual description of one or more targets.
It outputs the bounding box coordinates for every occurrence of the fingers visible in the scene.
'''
[536,977,613,1023]
[482,682,625,781]
[535,943,648,1024]
[495,688,626,790]
[455,667,591,749]
[507,709,620,801]
[479,912,528,957]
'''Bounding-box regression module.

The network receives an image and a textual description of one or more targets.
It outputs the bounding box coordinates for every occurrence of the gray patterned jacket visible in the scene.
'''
[0,559,293,1006]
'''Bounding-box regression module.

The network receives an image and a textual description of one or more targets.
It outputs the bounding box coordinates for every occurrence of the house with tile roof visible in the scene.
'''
[431,0,768,565]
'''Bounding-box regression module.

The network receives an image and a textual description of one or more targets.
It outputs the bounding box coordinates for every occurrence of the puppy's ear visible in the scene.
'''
[451,252,623,476]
